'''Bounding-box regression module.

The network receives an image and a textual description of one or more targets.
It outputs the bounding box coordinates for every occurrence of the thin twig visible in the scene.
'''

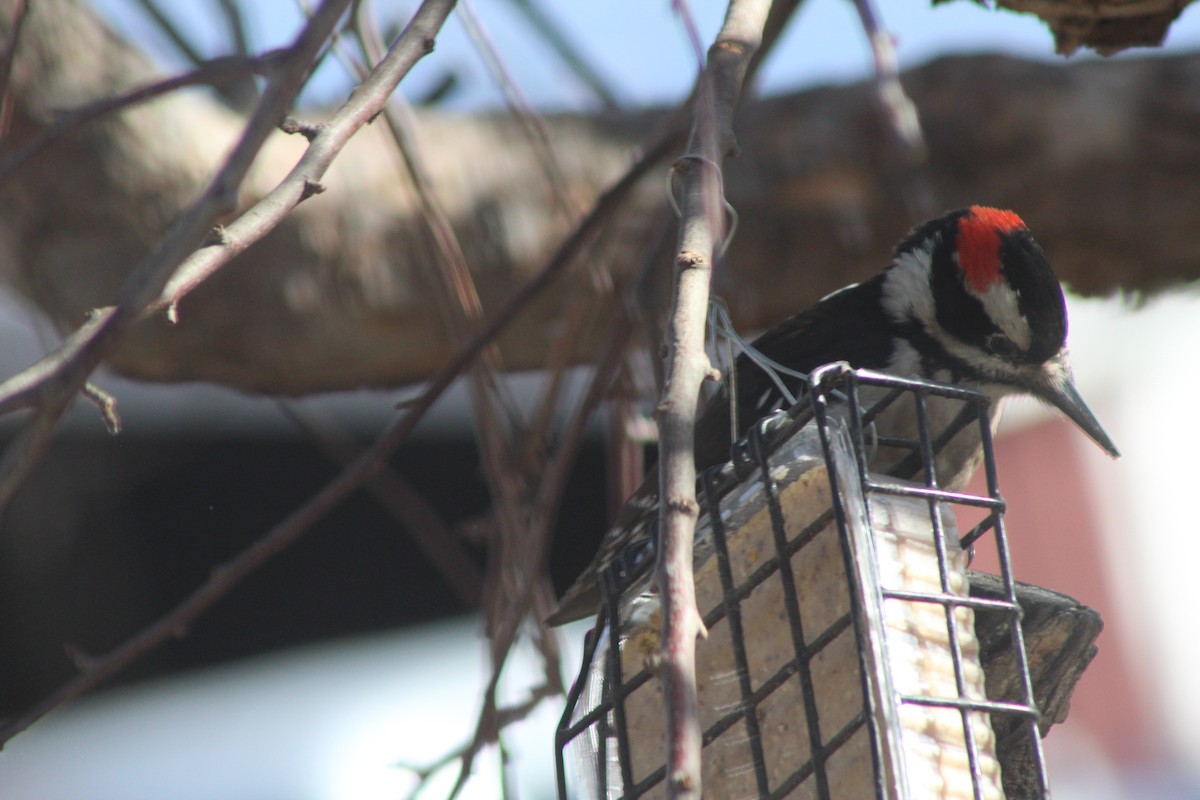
[848,0,937,218]
[133,0,207,66]
[352,15,589,799]
[609,375,648,510]
[444,632,517,800]
[459,0,621,442]
[0,83,674,751]
[437,137,682,800]
[278,400,483,608]
[528,212,672,582]
[356,14,650,797]
[531,307,633,560]
[0,0,461,521]
[81,382,121,435]
[457,0,582,219]
[0,0,28,140]
[349,1,522,430]
[0,310,110,417]
[217,0,252,58]
[520,268,614,469]
[520,305,592,467]
[744,0,804,89]
[332,6,537,588]
[410,3,801,783]
[351,9,540,664]
[477,0,638,476]
[671,0,708,72]
[850,0,924,158]
[657,2,770,797]
[0,0,351,517]
[348,21,538,739]
[612,211,675,514]
[155,14,444,314]
[214,0,261,109]
[504,0,620,109]
[528,578,564,695]
[399,682,559,800]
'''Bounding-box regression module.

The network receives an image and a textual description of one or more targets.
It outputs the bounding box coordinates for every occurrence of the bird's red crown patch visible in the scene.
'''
[956,206,1026,293]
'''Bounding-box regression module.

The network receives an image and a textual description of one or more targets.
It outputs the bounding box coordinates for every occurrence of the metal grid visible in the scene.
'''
[555,365,1048,799]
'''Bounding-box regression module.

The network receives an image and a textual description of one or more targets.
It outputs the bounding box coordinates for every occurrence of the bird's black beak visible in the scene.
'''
[1034,358,1120,458]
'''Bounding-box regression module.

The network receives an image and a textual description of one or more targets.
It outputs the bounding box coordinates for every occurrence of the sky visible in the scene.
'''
[87,0,1200,113]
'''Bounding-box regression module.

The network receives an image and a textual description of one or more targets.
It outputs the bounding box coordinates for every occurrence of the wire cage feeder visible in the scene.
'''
[555,364,1050,800]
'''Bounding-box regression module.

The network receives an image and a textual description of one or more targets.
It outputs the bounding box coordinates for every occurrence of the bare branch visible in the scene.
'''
[0,0,28,139]
[400,682,559,800]
[278,400,483,608]
[458,0,583,219]
[455,0,624,450]
[354,16,628,798]
[657,2,770,797]
[0,86,672,748]
[672,0,708,72]
[532,309,633,556]
[132,0,207,66]
[412,127,679,800]
[0,309,110,417]
[848,0,937,219]
[81,381,121,435]
[155,4,449,315]
[0,2,361,520]
[348,17,539,723]
[217,0,252,58]
[504,0,620,109]
[214,0,261,109]
[852,0,923,157]
[744,0,803,85]
[0,0,461,519]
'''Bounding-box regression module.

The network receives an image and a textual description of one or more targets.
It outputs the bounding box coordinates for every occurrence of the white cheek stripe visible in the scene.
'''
[885,240,1034,355]
[970,274,1032,350]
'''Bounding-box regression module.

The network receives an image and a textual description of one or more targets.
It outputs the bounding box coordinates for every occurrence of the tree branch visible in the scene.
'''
[0,0,474,519]
[0,0,28,139]
[9,6,1196,395]
[0,84,677,747]
[504,0,620,109]
[0,0,358,520]
[656,2,770,796]
[278,400,484,608]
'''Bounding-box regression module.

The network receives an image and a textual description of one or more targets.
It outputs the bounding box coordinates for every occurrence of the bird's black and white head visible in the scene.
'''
[881,205,1119,457]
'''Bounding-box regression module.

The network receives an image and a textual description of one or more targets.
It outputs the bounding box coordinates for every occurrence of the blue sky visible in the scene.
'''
[89,0,1200,111]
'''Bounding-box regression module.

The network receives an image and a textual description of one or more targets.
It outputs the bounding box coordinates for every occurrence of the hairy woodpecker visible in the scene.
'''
[548,205,1119,625]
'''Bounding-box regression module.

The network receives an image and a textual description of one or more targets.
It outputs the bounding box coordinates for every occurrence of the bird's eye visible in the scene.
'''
[986,333,1021,360]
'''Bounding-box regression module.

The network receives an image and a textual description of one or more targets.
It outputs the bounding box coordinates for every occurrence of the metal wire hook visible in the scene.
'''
[666,155,739,260]
[708,307,879,460]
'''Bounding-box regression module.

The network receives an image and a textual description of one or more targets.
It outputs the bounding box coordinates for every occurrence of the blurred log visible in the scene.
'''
[945,0,1198,55]
[2,0,1200,393]
[971,573,1103,798]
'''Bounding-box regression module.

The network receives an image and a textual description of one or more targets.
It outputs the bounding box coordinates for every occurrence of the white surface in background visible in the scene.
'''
[0,286,594,439]
[0,617,591,800]
[0,597,1195,799]
[1066,293,1200,782]
[4,291,1200,800]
